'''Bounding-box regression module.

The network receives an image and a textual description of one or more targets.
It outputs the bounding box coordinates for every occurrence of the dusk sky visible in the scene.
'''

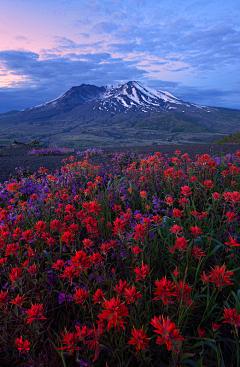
[0,0,240,113]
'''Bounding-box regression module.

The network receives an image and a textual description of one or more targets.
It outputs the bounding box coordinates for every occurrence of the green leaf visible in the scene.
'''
[51,330,67,367]
[224,300,231,309]
[43,250,53,266]
[180,353,196,361]
[205,244,222,259]
[232,291,240,313]
[230,266,240,273]
[180,359,201,367]
[203,340,217,352]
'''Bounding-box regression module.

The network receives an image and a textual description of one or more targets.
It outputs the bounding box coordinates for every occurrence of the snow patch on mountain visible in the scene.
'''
[96,81,187,112]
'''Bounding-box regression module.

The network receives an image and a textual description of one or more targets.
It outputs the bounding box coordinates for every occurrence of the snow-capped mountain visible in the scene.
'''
[20,80,207,115]
[1,80,240,148]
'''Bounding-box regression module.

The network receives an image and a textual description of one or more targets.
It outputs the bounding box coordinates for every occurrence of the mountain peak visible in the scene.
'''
[20,80,205,114]
[2,79,239,148]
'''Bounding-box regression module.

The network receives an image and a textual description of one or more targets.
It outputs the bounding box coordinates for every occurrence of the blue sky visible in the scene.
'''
[0,0,239,113]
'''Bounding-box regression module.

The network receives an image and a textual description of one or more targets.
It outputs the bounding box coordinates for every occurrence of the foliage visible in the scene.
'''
[0,149,240,366]
[28,147,75,156]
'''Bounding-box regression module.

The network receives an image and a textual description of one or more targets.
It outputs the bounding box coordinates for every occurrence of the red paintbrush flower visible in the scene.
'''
[204,180,213,189]
[140,191,147,199]
[198,326,206,338]
[5,243,20,256]
[57,332,81,354]
[222,308,240,327]
[65,204,76,214]
[123,286,143,304]
[93,289,106,304]
[22,230,34,243]
[25,303,47,324]
[130,245,143,255]
[74,288,89,306]
[169,225,183,235]
[212,192,221,201]
[173,267,179,278]
[181,186,192,197]
[60,266,78,281]
[114,279,129,296]
[189,175,198,182]
[134,263,149,281]
[226,211,237,223]
[150,315,184,352]
[190,211,199,218]
[13,227,22,240]
[98,297,129,331]
[191,246,206,260]
[0,291,9,307]
[50,219,62,232]
[75,325,93,345]
[10,294,27,306]
[52,259,66,270]
[61,231,74,246]
[89,252,103,265]
[165,197,175,205]
[153,277,176,305]
[9,267,22,283]
[212,323,221,332]
[82,238,93,249]
[174,237,188,251]
[70,250,91,271]
[133,223,146,241]
[190,226,202,238]
[128,327,149,354]
[174,150,181,156]
[35,220,46,234]
[15,336,30,354]
[172,208,182,219]
[179,197,189,207]
[174,281,194,308]
[225,235,240,247]
[202,264,234,291]
[27,264,37,275]
[112,217,126,235]
[229,191,240,206]
[86,321,105,362]
[100,242,111,255]
[181,153,189,160]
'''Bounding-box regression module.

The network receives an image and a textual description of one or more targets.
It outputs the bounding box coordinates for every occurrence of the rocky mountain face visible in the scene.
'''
[1,81,240,148]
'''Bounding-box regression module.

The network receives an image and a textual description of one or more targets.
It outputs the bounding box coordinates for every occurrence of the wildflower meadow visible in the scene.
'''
[28,147,74,156]
[1,148,240,367]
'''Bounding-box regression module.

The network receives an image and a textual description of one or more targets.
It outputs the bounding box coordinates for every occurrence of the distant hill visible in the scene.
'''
[214,130,240,144]
[0,80,240,148]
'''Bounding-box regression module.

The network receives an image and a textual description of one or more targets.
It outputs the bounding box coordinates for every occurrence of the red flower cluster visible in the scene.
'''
[15,336,31,354]
[128,327,149,354]
[201,265,234,291]
[150,315,184,352]
[98,297,129,331]
[25,303,47,324]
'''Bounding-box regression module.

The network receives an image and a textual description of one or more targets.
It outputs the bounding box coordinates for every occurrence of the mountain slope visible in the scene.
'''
[0,81,240,147]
